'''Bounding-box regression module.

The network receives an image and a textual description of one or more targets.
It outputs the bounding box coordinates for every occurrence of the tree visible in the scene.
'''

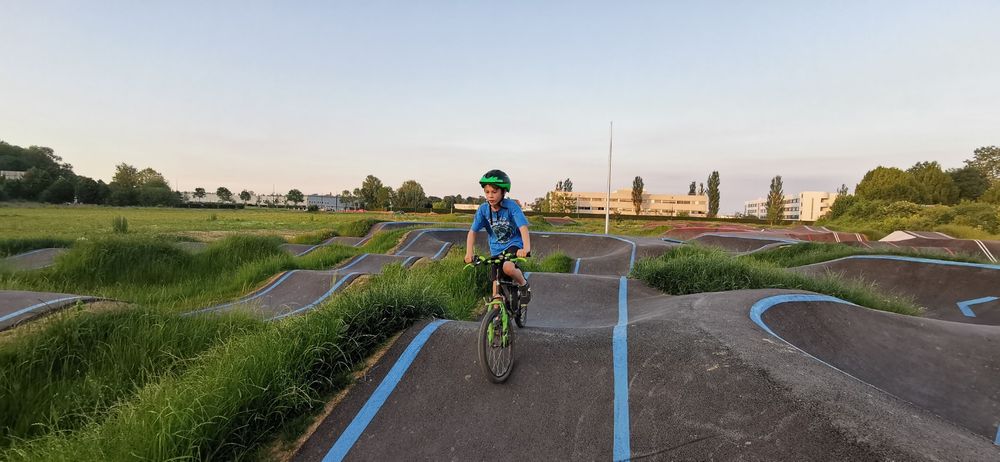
[548,191,575,213]
[366,185,393,209]
[193,187,206,199]
[396,180,427,209]
[239,190,251,204]
[137,168,166,186]
[966,145,1000,182]
[139,183,179,206]
[20,167,53,200]
[287,189,304,207]
[563,178,573,192]
[75,176,102,204]
[980,182,1000,205]
[949,166,991,201]
[698,183,705,196]
[707,171,720,218]
[836,184,849,196]
[111,163,142,190]
[40,177,75,203]
[631,176,644,215]
[907,161,958,204]
[555,180,563,192]
[688,181,696,195]
[766,175,785,225]
[356,175,385,209]
[854,166,922,202]
[216,187,233,203]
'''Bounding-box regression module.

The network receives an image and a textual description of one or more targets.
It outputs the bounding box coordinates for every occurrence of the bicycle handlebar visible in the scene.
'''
[464,251,530,269]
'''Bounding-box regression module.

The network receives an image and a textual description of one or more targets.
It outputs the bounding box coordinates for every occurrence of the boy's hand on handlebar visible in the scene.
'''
[464,253,474,264]
[516,249,531,258]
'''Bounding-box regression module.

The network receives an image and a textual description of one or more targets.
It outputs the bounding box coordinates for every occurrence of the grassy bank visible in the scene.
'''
[632,246,921,316]
[0,307,262,448]
[0,204,466,242]
[0,227,410,309]
[0,254,485,461]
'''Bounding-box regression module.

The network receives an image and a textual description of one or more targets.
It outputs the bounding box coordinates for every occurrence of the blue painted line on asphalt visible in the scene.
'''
[536,231,638,272]
[818,254,1000,270]
[0,296,89,323]
[573,258,581,274]
[659,237,685,244]
[297,244,322,256]
[613,276,630,460]
[749,294,857,339]
[268,272,361,321]
[751,292,1000,446]
[956,296,999,318]
[402,256,418,267]
[393,229,432,254]
[338,254,369,271]
[186,270,300,315]
[323,319,448,462]
[432,242,450,260]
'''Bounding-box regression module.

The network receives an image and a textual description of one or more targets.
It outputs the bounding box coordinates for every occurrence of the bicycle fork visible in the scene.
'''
[486,300,510,347]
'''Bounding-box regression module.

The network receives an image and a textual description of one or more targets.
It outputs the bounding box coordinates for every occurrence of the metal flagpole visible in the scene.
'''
[605,121,613,235]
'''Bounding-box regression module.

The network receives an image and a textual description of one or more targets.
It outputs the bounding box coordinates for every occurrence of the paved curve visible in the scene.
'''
[792,255,1000,324]
[293,280,999,460]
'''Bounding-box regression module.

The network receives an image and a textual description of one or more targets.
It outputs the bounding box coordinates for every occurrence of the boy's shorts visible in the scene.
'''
[488,246,521,283]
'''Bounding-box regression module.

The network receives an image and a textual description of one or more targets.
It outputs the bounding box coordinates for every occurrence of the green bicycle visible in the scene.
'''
[466,252,530,383]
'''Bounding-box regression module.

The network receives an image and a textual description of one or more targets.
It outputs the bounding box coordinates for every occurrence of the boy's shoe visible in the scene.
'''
[518,282,531,304]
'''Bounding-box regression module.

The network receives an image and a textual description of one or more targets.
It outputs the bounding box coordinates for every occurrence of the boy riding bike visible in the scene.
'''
[464,169,532,305]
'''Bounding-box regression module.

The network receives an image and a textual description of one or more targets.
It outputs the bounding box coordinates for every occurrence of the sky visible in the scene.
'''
[2,0,998,214]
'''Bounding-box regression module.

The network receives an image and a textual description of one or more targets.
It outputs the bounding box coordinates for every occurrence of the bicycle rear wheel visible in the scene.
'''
[478,305,515,383]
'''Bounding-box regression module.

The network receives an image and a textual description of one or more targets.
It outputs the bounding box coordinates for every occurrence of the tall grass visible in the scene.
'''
[337,218,381,237]
[632,246,920,316]
[287,228,338,245]
[522,251,573,274]
[0,307,262,448]
[0,258,480,461]
[744,242,990,267]
[0,235,295,308]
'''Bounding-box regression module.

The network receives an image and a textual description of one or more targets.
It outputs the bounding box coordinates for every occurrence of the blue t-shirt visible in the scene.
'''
[471,199,529,256]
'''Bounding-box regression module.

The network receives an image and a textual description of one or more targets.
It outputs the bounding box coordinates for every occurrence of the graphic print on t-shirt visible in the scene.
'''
[491,216,514,246]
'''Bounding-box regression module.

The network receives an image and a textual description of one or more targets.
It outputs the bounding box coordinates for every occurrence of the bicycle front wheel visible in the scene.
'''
[478,305,515,383]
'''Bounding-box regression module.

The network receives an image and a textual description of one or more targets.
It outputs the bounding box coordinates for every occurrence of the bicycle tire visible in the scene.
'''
[478,305,515,383]
[513,296,526,328]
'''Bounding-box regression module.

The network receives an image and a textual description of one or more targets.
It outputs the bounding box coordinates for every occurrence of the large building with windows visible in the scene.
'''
[305,194,354,211]
[551,189,708,217]
[744,191,839,221]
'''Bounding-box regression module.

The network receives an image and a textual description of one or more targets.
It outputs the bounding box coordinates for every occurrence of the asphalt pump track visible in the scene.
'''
[292,238,1000,460]
[3,224,999,458]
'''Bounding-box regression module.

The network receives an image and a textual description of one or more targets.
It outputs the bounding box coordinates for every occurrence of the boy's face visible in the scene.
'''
[483,184,503,206]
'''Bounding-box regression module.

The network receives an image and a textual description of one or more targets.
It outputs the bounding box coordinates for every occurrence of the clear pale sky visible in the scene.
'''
[2,1,998,213]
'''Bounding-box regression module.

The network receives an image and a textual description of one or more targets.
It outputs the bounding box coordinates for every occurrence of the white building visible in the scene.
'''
[181,191,288,206]
[744,191,839,221]
[305,194,355,211]
[552,189,708,217]
[1,171,26,180]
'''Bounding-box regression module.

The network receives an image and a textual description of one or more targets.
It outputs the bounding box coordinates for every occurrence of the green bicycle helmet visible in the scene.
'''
[479,169,511,192]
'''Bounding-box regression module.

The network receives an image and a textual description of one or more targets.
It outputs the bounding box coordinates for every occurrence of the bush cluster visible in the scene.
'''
[821,197,1000,238]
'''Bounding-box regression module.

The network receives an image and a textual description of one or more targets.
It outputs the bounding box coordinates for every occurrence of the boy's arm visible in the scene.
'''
[465,230,476,263]
[517,225,531,257]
